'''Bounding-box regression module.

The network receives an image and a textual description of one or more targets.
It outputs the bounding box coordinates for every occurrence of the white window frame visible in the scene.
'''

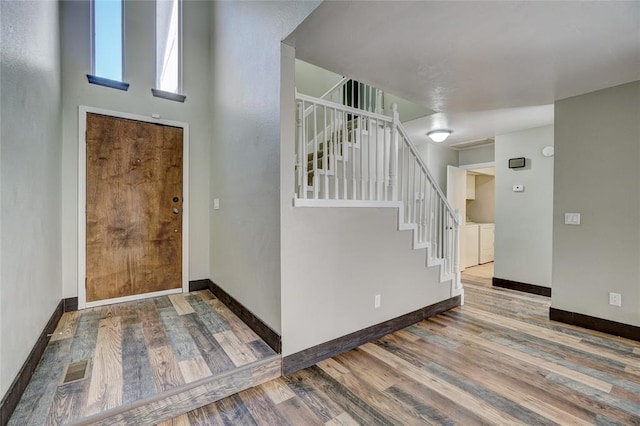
[90,0,126,82]
[154,0,183,94]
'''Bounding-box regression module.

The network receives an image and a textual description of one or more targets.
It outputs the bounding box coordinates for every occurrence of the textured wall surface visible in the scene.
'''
[494,126,554,288]
[0,0,62,397]
[210,2,320,334]
[553,82,640,326]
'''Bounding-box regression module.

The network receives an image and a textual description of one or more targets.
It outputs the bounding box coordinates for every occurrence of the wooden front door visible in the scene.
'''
[85,113,183,303]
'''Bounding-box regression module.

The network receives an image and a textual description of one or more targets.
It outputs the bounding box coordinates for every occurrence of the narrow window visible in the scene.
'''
[156,0,181,94]
[92,0,124,83]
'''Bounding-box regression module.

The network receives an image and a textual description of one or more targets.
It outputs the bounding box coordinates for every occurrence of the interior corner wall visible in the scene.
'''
[0,0,62,398]
[209,1,320,335]
[60,0,211,299]
[553,81,640,326]
[494,125,554,288]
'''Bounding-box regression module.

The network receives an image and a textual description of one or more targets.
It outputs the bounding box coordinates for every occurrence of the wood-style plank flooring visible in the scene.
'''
[165,263,640,425]
[9,291,277,426]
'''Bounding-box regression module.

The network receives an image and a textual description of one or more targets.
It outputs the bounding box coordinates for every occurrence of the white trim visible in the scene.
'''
[85,288,183,309]
[294,199,402,208]
[459,161,495,170]
[78,105,190,310]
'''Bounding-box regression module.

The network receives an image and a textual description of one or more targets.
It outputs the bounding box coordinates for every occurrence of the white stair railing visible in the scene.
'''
[303,77,384,121]
[294,94,461,290]
[394,106,461,286]
[296,93,395,202]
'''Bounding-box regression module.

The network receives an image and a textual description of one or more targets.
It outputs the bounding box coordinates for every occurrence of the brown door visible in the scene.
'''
[86,113,183,302]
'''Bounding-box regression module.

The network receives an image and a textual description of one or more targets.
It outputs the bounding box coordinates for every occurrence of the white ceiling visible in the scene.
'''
[403,104,554,146]
[285,1,640,146]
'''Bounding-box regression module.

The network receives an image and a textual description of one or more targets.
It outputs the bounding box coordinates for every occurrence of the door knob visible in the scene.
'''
[172,208,180,214]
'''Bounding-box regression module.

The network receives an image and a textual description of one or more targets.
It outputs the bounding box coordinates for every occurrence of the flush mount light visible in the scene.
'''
[427,129,452,143]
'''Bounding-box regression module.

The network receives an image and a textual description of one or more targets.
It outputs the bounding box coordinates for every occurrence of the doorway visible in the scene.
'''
[78,107,189,309]
[447,163,495,272]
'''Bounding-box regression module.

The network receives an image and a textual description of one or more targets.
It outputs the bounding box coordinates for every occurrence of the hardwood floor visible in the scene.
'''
[461,262,494,286]
[165,264,640,425]
[8,291,278,426]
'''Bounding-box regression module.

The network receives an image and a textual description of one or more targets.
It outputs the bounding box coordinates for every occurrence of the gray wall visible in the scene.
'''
[281,45,453,357]
[60,0,212,298]
[0,0,62,397]
[459,145,495,166]
[417,143,459,192]
[210,1,320,334]
[494,126,554,287]
[553,81,640,326]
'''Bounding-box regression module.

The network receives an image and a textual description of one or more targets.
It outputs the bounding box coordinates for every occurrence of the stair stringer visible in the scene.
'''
[395,204,463,300]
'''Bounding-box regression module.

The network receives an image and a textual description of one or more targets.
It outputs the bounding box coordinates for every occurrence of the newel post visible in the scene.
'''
[389,103,399,201]
[296,91,304,199]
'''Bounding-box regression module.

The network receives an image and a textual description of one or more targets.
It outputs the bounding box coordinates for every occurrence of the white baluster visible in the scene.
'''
[389,104,399,202]
[454,210,461,289]
[352,117,358,199]
[313,104,319,199]
[367,114,378,200]
[323,106,329,200]
[375,116,381,200]
[296,100,302,199]
[301,101,307,199]
[342,109,347,199]
[333,109,339,200]
[360,117,366,200]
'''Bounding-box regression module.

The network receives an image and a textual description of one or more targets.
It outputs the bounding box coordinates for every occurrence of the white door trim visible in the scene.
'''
[78,105,190,309]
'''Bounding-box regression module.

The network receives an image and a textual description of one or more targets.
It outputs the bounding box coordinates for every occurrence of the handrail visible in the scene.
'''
[295,94,460,288]
[395,122,460,227]
[297,93,391,123]
[302,77,384,118]
[296,93,458,226]
[302,77,348,118]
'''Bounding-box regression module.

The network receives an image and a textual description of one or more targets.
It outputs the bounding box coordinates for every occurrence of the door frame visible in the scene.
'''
[78,105,190,309]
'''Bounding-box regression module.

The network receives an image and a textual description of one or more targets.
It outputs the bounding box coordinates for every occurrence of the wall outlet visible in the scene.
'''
[609,292,622,307]
[213,198,220,210]
[374,294,381,308]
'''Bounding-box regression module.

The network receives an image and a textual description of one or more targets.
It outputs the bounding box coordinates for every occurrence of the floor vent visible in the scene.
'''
[61,359,90,385]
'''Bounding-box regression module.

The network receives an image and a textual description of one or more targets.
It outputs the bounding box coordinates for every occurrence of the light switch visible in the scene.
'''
[564,213,580,225]
[213,198,220,210]
[513,185,524,192]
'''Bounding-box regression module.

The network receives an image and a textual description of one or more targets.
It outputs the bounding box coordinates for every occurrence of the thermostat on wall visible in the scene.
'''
[509,157,526,168]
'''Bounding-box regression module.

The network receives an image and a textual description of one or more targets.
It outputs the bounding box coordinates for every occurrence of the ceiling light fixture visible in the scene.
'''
[427,129,452,143]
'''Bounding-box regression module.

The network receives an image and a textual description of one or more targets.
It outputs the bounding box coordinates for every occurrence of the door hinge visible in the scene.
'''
[85,278,87,288]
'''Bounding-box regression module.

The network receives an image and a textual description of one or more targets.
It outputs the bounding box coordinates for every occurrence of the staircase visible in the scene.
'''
[295,80,462,298]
